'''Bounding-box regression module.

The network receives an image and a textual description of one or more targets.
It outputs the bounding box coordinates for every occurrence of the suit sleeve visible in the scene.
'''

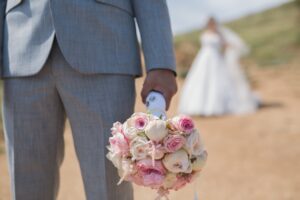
[0,0,6,75]
[132,0,176,75]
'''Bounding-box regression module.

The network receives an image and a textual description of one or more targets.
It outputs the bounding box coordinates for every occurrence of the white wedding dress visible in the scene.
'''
[178,30,259,116]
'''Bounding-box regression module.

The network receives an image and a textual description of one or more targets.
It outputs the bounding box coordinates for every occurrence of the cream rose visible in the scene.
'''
[145,119,168,142]
[184,130,204,156]
[106,151,122,169]
[117,158,137,184]
[149,145,165,160]
[191,151,208,171]
[129,136,151,160]
[123,125,138,140]
[162,149,191,173]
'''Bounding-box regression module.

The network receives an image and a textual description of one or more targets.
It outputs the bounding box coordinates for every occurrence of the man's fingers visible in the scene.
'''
[142,69,177,110]
[142,83,176,110]
[141,82,152,104]
[163,91,172,110]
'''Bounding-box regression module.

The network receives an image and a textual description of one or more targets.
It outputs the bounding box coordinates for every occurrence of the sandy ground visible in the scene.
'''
[1,64,300,200]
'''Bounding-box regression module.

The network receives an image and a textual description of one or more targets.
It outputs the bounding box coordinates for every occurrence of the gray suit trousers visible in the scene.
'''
[3,40,135,200]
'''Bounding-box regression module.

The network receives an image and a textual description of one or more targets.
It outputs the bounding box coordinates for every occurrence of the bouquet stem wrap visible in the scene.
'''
[146,91,167,119]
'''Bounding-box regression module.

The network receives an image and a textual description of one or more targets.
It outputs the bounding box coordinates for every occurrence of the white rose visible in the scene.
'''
[162,149,191,173]
[145,120,168,142]
[184,130,204,156]
[129,136,151,160]
[119,158,136,175]
[192,151,208,171]
[117,158,137,184]
[106,151,122,169]
[123,122,138,140]
[153,148,165,160]
[148,145,165,160]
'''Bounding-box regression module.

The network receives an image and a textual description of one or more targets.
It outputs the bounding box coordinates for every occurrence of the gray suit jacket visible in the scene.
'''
[0,0,176,77]
[0,0,5,76]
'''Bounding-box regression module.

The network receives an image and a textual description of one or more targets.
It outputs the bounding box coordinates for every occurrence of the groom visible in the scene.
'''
[0,0,177,200]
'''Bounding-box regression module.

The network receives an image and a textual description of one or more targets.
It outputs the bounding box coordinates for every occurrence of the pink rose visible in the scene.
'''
[171,115,195,134]
[132,159,167,187]
[126,112,149,131]
[178,116,194,134]
[163,134,186,153]
[134,116,148,130]
[109,132,129,155]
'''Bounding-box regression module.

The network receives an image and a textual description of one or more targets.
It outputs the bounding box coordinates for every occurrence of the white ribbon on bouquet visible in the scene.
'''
[146,91,167,120]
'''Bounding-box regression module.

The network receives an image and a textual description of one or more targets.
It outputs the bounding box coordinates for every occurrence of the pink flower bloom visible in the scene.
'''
[134,116,148,130]
[128,112,149,131]
[109,132,129,155]
[111,122,123,135]
[177,115,194,134]
[132,159,167,187]
[170,115,195,134]
[163,134,186,153]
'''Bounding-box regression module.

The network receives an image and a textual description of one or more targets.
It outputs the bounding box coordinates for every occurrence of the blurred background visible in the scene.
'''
[1,0,300,199]
[171,0,299,76]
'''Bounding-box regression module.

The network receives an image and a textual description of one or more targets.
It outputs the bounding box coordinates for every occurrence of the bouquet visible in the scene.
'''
[106,92,207,199]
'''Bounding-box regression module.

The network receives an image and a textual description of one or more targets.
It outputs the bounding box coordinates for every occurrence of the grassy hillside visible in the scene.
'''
[174,1,300,76]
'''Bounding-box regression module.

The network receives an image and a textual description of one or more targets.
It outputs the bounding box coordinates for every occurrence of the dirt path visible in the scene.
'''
[1,64,300,200]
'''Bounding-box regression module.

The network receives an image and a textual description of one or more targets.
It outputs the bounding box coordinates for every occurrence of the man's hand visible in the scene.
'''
[141,69,177,110]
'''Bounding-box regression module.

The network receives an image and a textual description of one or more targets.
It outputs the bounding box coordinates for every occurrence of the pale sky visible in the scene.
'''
[166,0,290,34]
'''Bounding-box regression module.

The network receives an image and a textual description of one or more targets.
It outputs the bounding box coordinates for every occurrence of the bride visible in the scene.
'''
[178,17,260,116]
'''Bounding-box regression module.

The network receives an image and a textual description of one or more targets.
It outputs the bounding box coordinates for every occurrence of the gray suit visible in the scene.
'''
[2,0,175,77]
[1,0,176,200]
